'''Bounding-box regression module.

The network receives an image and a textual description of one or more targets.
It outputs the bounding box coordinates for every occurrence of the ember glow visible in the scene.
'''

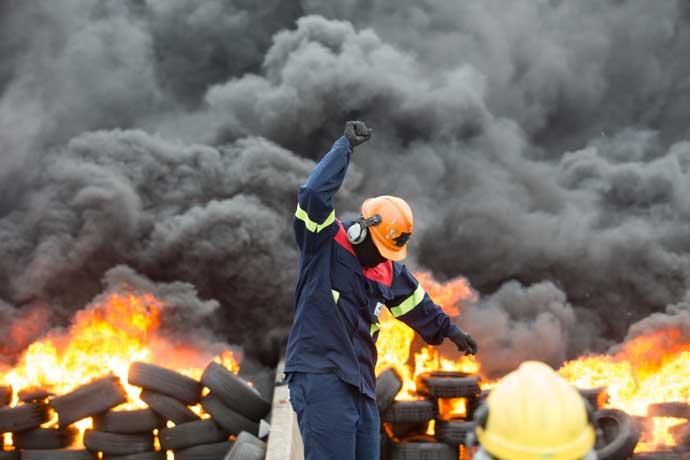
[560,327,690,452]
[376,272,690,451]
[0,289,240,446]
[375,272,479,404]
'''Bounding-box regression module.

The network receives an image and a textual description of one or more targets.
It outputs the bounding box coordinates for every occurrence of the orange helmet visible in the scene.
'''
[361,196,413,261]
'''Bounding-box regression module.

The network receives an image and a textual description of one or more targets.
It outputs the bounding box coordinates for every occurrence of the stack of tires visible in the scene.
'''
[0,361,270,460]
[377,372,640,460]
[630,402,690,459]
[376,369,480,460]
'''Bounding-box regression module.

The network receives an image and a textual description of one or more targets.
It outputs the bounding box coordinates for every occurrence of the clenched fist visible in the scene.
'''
[344,121,373,147]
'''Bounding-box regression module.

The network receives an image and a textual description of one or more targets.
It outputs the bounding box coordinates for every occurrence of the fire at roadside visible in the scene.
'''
[375,273,690,458]
[0,291,270,459]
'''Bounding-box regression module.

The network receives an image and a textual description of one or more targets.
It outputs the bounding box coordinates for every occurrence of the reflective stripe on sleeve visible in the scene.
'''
[390,283,425,318]
[332,290,340,304]
[295,204,336,233]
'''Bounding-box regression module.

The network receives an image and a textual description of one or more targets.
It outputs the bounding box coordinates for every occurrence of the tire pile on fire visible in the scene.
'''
[0,362,269,460]
[376,369,641,460]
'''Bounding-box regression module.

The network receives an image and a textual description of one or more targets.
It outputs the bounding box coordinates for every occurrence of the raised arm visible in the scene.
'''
[294,121,372,253]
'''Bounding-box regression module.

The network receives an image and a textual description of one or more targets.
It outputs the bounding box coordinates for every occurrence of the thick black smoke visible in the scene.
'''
[2,0,690,374]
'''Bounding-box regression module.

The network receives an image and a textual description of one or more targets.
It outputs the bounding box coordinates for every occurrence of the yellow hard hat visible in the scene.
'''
[476,361,596,460]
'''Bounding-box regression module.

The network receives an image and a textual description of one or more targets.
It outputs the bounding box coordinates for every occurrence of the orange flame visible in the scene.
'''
[559,327,690,452]
[376,271,690,451]
[0,289,240,448]
[375,272,478,405]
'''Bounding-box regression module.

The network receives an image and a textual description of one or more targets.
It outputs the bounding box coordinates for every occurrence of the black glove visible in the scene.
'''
[448,328,478,356]
[344,121,373,147]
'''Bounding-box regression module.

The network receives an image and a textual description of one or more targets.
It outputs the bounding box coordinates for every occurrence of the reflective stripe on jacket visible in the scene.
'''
[284,136,460,399]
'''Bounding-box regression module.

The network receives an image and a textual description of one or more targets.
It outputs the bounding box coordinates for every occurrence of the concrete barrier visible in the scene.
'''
[265,361,303,460]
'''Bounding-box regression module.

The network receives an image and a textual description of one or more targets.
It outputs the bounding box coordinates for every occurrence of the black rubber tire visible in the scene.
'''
[415,371,480,399]
[93,409,163,433]
[200,394,259,436]
[18,388,54,403]
[21,449,96,460]
[173,442,235,460]
[0,449,18,460]
[139,390,199,425]
[384,421,429,439]
[0,402,49,432]
[102,452,165,460]
[578,387,608,409]
[0,386,11,407]
[158,420,228,451]
[223,442,265,460]
[383,400,435,424]
[376,368,403,415]
[83,430,153,456]
[200,362,270,422]
[594,409,640,460]
[128,363,201,405]
[234,432,266,450]
[390,437,457,460]
[13,427,78,449]
[50,377,128,427]
[435,420,475,446]
[647,402,690,419]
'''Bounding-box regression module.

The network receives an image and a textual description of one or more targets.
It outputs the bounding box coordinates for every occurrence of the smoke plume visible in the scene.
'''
[2,0,690,373]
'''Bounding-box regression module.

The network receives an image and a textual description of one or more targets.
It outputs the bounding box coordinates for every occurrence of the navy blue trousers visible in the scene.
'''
[288,372,380,460]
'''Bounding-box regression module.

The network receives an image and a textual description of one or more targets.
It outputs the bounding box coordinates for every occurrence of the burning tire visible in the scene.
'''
[21,449,96,460]
[594,409,639,460]
[647,402,690,419]
[173,441,234,460]
[383,400,435,424]
[93,409,163,433]
[415,371,480,399]
[434,420,475,446]
[158,420,228,450]
[0,385,11,407]
[50,377,127,427]
[376,368,403,415]
[389,435,457,460]
[139,390,200,425]
[384,421,429,439]
[128,363,201,405]
[101,453,165,460]
[83,430,154,456]
[200,362,270,422]
[0,402,49,432]
[200,394,259,436]
[13,427,78,450]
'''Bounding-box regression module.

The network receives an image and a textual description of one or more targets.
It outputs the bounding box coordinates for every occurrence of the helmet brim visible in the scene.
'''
[371,231,407,261]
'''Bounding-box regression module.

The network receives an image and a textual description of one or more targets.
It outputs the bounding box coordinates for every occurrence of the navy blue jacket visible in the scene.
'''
[284,136,461,399]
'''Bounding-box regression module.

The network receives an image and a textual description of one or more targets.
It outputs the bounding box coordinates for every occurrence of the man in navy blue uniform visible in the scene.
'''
[285,121,478,460]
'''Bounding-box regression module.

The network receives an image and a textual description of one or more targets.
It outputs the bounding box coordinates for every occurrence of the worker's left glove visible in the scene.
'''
[344,121,373,147]
[448,328,478,356]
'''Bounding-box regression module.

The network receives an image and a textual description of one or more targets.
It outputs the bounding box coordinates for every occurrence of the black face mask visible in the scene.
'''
[353,230,387,267]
